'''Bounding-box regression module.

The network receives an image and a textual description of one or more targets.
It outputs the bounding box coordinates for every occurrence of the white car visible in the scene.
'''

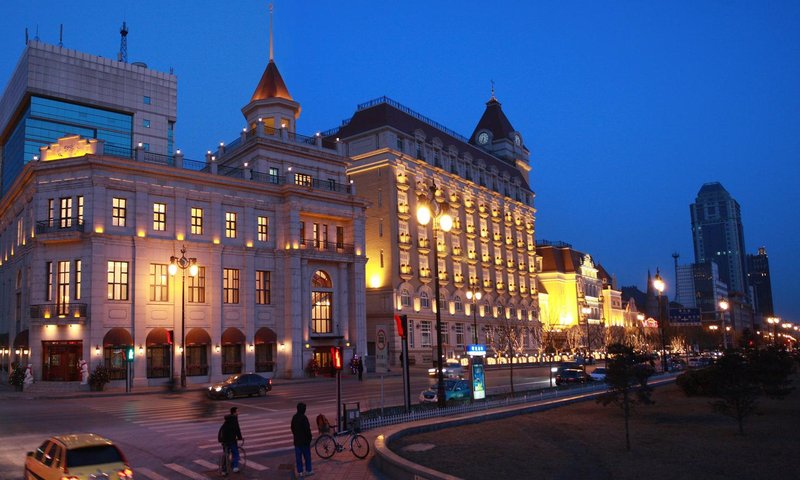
[589,367,607,382]
[428,361,465,379]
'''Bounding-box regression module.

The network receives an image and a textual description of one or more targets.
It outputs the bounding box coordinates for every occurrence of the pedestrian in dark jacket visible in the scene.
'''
[357,358,364,381]
[218,407,243,475]
[291,402,313,477]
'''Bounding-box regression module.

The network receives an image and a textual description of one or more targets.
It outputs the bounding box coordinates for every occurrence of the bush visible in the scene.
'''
[9,367,25,386]
[88,365,111,389]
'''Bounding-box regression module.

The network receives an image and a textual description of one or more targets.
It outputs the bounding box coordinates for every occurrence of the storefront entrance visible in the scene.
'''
[42,341,82,381]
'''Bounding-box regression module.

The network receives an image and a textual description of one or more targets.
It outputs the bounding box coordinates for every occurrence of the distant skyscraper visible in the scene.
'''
[689,182,749,302]
[747,247,774,317]
[676,261,728,318]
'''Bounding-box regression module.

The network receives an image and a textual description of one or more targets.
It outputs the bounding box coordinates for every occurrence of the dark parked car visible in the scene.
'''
[555,369,590,386]
[419,379,471,404]
[208,373,272,399]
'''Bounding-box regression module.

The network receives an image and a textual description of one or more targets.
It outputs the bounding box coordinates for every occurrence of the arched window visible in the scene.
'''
[400,288,411,307]
[312,270,333,334]
[454,295,463,313]
[420,291,430,309]
[509,306,516,319]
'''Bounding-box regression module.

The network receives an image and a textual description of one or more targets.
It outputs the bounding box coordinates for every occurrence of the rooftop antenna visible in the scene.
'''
[269,2,274,61]
[35,25,40,42]
[118,21,128,63]
[490,79,496,100]
[58,24,63,48]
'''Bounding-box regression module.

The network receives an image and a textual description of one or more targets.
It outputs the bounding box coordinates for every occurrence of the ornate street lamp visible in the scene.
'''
[416,182,452,408]
[169,245,198,388]
[653,269,667,372]
[718,298,729,350]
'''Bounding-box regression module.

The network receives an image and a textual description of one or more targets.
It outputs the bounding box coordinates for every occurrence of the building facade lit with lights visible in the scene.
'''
[328,95,540,366]
[0,40,367,383]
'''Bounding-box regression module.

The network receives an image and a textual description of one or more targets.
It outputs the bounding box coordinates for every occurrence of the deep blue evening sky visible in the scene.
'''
[2,1,799,321]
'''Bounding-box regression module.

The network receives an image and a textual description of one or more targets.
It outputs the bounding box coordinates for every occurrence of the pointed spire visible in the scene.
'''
[490,79,496,101]
[269,2,274,62]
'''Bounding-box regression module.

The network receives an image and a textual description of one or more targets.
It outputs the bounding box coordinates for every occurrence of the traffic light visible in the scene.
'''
[394,314,408,338]
[167,330,174,345]
[126,346,134,362]
[331,346,343,370]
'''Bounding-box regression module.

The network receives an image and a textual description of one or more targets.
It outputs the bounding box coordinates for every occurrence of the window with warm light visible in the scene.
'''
[223,268,240,304]
[149,264,169,302]
[257,216,269,241]
[187,266,206,303]
[75,259,82,300]
[45,261,53,302]
[60,197,73,228]
[311,270,333,334]
[112,198,127,227]
[56,261,70,315]
[256,270,271,305]
[190,207,203,235]
[107,261,129,300]
[295,172,313,187]
[153,203,166,231]
[225,212,237,238]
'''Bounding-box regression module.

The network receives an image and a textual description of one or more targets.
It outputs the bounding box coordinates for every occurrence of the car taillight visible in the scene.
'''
[117,466,134,478]
[61,476,79,480]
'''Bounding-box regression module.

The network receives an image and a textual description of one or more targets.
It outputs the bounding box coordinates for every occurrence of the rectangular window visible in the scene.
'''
[45,261,53,302]
[77,196,84,224]
[257,216,269,242]
[188,266,206,303]
[441,321,449,346]
[143,119,151,128]
[107,261,129,301]
[149,264,169,302]
[75,259,82,300]
[153,203,166,231]
[225,212,237,238]
[57,261,70,315]
[313,223,320,247]
[300,221,306,244]
[48,199,54,227]
[421,321,432,347]
[223,268,240,304]
[455,323,465,348]
[322,224,329,246]
[60,197,72,228]
[269,167,279,184]
[256,270,271,305]
[112,198,127,227]
[142,143,150,151]
[336,226,344,248]
[312,291,333,334]
[190,207,203,235]
[294,172,313,187]
[143,96,151,105]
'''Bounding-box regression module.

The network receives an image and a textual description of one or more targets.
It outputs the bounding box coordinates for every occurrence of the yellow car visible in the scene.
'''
[24,433,133,480]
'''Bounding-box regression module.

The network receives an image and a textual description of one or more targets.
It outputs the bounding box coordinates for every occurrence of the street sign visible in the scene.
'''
[466,344,486,357]
[375,325,388,374]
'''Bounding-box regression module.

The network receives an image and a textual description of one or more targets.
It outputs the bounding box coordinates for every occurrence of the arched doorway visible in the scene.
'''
[254,327,276,373]
[146,328,171,378]
[185,328,210,377]
[311,270,333,335]
[103,328,133,380]
[220,328,245,375]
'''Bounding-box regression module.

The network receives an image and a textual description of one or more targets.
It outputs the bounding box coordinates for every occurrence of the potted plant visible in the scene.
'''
[88,364,111,391]
[9,366,25,391]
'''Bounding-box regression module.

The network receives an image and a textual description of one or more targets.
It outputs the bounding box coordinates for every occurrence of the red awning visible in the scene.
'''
[221,328,245,345]
[254,327,277,344]
[185,328,211,346]
[103,328,133,347]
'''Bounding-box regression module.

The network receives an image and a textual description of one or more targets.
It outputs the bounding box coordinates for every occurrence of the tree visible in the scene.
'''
[565,326,582,354]
[485,314,529,396]
[676,347,795,434]
[669,335,689,355]
[596,344,655,451]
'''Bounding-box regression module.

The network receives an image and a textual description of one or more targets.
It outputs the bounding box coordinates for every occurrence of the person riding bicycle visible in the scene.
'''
[218,407,243,475]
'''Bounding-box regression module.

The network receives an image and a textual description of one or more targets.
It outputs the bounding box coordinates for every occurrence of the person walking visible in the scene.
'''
[218,407,243,475]
[357,357,364,381]
[291,402,313,477]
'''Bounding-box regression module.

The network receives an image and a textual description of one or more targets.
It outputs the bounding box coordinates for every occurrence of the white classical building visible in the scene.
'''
[0,41,367,384]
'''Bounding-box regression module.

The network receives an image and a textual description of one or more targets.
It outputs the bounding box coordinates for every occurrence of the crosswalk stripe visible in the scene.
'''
[137,467,171,480]
[198,433,294,449]
[164,463,210,479]
[246,459,269,471]
[193,459,218,470]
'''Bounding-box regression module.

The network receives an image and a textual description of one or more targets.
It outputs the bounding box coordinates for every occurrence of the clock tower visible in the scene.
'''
[469,92,530,176]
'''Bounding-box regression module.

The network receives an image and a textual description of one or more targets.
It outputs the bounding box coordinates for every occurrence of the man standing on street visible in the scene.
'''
[218,407,243,475]
[291,402,313,477]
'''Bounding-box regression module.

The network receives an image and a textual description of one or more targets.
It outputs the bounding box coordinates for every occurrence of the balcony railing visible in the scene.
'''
[30,303,87,321]
[36,218,84,235]
[298,240,356,254]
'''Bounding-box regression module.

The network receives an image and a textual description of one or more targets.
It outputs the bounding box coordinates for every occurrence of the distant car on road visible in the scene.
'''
[428,361,465,379]
[589,367,608,382]
[556,369,590,386]
[24,433,133,480]
[208,373,272,399]
[419,379,471,403]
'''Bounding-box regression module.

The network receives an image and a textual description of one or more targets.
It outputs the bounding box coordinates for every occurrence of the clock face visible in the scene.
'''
[514,134,521,146]
[477,132,489,145]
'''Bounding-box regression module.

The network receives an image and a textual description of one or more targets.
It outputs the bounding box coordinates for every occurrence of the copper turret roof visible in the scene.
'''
[250,60,293,102]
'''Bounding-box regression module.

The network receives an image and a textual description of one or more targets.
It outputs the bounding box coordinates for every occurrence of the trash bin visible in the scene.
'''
[343,402,361,432]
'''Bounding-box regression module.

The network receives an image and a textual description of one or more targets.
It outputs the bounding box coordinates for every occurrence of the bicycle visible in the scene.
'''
[314,429,370,459]
[218,439,247,475]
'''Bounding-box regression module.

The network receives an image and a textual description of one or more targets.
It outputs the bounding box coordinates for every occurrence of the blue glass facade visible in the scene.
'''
[1,96,133,195]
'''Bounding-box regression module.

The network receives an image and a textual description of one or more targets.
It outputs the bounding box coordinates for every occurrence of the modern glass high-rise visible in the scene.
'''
[689,182,749,303]
[747,247,774,317]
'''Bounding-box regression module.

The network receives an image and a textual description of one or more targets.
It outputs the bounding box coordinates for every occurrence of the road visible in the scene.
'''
[0,364,562,479]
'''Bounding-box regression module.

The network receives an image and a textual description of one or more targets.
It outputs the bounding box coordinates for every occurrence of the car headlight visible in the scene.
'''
[214,386,222,392]
[117,466,134,478]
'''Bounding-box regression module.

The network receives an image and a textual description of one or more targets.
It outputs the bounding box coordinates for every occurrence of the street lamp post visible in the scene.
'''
[718,298,729,350]
[767,317,780,347]
[169,245,198,388]
[581,304,592,362]
[653,269,668,373]
[416,182,452,408]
